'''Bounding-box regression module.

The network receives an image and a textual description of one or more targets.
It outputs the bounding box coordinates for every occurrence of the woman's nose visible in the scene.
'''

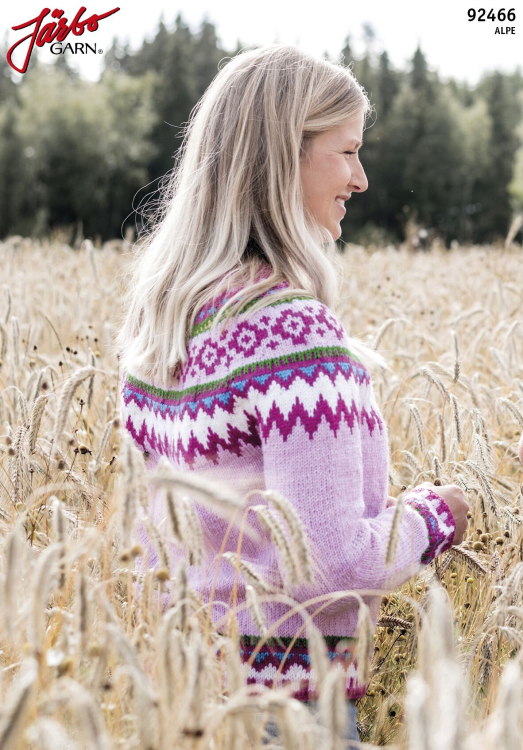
[351,164,368,193]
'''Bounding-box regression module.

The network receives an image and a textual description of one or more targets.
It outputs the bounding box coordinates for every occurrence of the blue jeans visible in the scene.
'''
[263,699,360,746]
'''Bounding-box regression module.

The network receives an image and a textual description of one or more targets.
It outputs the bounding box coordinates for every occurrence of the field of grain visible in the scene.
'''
[0,234,522,749]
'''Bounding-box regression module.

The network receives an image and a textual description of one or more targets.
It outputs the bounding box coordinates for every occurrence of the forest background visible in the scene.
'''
[0,14,522,247]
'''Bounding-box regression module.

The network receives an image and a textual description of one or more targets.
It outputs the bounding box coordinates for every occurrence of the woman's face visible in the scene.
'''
[300,111,368,241]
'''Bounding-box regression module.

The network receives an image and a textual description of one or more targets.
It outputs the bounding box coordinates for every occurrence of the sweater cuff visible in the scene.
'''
[403,487,456,565]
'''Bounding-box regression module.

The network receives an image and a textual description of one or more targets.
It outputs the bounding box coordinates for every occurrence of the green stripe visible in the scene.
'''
[190,294,315,338]
[125,344,363,400]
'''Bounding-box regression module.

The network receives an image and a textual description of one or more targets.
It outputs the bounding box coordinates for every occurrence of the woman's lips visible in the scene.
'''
[334,200,346,216]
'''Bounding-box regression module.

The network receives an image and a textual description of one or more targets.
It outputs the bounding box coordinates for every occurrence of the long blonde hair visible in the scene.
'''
[114,43,390,388]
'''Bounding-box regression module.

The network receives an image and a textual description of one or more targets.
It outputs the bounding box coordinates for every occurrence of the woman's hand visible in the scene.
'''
[417,481,469,546]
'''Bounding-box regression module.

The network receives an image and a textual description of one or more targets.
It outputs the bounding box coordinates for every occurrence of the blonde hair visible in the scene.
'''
[114,43,390,388]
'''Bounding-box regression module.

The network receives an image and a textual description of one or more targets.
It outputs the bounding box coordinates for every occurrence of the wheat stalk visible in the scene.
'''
[451,329,460,383]
[463,460,500,518]
[51,677,111,750]
[181,618,206,737]
[165,488,184,545]
[253,504,301,586]
[385,496,405,566]
[318,663,348,750]
[447,545,489,575]
[93,417,115,470]
[0,660,38,749]
[87,348,96,410]
[500,397,523,428]
[355,602,373,684]
[222,552,274,595]
[505,212,523,247]
[256,489,314,582]
[53,365,97,443]
[245,583,268,637]
[409,404,425,455]
[27,394,48,454]
[403,449,423,474]
[11,315,20,374]
[2,521,25,639]
[450,394,462,444]
[376,615,413,631]
[119,432,141,550]
[149,459,244,510]
[180,494,204,567]
[32,544,65,650]
[419,367,450,401]
[2,283,11,326]
[306,619,329,690]
[51,496,67,588]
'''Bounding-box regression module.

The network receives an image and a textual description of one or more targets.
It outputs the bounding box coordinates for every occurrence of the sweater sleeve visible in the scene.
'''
[246,297,456,608]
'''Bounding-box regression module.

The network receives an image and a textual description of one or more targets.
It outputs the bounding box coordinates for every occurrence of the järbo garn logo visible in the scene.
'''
[7,6,121,74]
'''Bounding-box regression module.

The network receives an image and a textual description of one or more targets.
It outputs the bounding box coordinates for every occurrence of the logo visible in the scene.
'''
[7,6,120,74]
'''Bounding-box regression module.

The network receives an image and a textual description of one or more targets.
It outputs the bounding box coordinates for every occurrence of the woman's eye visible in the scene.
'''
[344,151,356,156]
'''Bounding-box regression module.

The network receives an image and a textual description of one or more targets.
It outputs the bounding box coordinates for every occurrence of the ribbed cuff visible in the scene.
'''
[404,486,456,565]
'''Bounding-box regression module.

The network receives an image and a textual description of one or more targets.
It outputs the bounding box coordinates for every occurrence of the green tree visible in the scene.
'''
[192,16,227,98]
[411,45,431,91]
[53,53,80,82]
[146,13,199,179]
[119,16,171,78]
[102,36,131,75]
[364,47,466,243]
[0,104,26,237]
[509,92,523,214]
[340,34,354,67]
[377,51,399,119]
[0,32,18,104]
[13,66,158,238]
[473,72,521,241]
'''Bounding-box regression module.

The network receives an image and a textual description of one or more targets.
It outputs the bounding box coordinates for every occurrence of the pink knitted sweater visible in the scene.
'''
[119,262,456,701]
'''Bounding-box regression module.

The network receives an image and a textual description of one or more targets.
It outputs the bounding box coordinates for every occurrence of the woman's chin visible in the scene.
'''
[328,222,342,241]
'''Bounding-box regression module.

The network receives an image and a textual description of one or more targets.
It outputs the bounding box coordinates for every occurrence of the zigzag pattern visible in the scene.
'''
[122,359,384,463]
[260,391,383,440]
[123,395,383,466]
[122,391,383,466]
[124,407,261,467]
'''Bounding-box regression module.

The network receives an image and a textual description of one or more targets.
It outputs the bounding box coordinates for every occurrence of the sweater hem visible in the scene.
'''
[244,676,368,702]
[233,632,367,703]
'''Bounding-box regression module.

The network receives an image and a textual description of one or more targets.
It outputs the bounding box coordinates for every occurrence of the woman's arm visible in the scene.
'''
[246,298,455,608]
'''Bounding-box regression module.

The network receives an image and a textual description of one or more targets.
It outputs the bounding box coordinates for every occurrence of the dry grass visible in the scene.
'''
[1,232,523,748]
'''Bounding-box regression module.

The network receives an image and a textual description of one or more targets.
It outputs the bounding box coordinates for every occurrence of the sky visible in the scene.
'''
[3,0,523,86]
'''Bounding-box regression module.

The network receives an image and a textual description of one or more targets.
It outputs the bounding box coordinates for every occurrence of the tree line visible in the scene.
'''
[0,14,522,246]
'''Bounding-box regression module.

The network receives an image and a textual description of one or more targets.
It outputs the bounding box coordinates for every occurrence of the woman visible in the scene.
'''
[115,44,469,746]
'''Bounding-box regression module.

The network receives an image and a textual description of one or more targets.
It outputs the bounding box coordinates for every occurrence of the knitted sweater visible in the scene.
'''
[118,262,456,701]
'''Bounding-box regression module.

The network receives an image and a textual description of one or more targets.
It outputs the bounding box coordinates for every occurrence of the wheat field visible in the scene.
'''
[0,232,522,749]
